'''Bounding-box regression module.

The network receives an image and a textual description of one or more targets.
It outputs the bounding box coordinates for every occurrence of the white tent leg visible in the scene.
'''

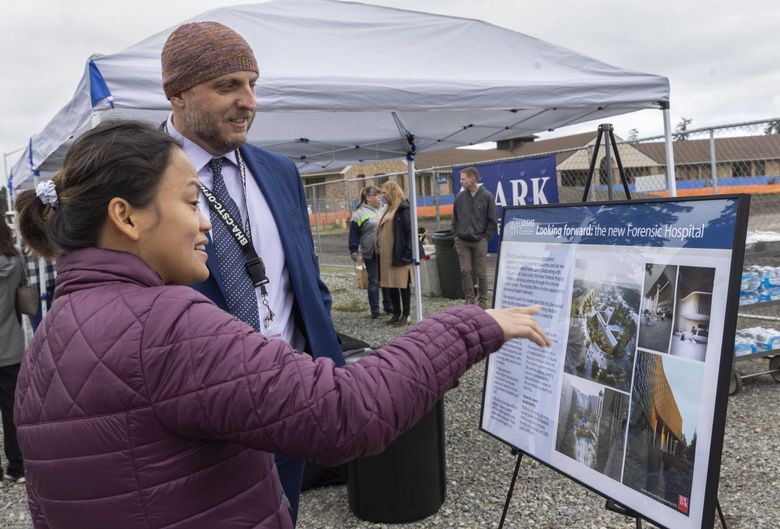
[662,107,678,197]
[407,157,423,323]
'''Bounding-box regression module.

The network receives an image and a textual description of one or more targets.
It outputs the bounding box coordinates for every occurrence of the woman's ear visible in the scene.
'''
[106,197,141,242]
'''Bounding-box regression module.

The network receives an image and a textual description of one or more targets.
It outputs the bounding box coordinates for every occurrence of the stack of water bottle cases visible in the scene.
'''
[737,231,780,357]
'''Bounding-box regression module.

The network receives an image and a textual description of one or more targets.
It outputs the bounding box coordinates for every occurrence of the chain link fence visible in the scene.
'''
[306,118,780,268]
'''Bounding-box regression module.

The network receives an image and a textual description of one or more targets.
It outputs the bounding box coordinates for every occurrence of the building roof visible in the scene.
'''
[414,131,600,170]
[301,130,780,176]
[635,134,780,165]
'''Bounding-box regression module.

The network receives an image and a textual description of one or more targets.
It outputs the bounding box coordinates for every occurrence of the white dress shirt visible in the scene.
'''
[167,115,302,349]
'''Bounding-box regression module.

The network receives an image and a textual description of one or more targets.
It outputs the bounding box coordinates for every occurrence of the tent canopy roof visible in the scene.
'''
[11,0,669,189]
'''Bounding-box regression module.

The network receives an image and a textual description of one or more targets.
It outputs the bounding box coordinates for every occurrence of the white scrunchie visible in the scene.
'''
[36,180,59,208]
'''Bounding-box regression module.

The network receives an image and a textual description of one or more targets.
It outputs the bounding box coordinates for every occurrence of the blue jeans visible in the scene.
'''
[364,256,392,314]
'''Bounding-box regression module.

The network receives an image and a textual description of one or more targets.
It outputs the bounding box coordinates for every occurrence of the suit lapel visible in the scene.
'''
[239,146,285,237]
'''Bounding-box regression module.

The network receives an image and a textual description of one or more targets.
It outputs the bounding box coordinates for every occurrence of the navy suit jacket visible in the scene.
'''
[191,144,344,366]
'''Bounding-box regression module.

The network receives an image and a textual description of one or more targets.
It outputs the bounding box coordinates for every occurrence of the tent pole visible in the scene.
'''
[393,112,423,323]
[3,147,24,215]
[709,129,719,194]
[407,156,423,323]
[662,105,678,197]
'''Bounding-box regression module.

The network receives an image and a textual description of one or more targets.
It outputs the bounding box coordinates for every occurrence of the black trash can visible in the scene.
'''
[345,350,446,523]
[431,230,464,299]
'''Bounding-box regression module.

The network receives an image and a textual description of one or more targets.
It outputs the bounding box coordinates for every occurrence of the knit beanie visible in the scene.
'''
[161,21,259,99]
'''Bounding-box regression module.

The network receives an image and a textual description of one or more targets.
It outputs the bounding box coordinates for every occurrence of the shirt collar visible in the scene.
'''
[166,114,239,172]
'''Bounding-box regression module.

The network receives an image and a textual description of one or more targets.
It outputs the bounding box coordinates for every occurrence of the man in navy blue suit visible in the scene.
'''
[161,21,343,525]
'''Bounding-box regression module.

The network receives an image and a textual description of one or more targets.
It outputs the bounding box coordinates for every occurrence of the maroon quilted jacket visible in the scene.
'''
[14,248,503,529]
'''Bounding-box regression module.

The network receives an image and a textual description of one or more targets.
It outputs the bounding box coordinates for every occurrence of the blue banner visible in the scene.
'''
[501,198,739,250]
[455,155,558,252]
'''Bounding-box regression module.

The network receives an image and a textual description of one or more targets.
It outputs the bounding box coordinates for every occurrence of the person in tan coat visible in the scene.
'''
[376,181,413,326]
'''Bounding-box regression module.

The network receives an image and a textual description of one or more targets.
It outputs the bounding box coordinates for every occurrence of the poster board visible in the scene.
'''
[480,196,749,529]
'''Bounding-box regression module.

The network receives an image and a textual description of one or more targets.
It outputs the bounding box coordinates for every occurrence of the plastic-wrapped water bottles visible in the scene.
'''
[740,265,780,304]
[736,326,780,355]
[734,335,757,357]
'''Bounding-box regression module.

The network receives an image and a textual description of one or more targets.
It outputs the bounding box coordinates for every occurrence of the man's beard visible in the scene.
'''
[184,107,255,154]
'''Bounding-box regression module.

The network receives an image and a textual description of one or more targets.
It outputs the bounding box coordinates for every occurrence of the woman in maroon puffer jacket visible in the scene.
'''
[13,121,549,529]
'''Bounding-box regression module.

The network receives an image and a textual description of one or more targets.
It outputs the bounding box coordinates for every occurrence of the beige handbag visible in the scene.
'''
[355,262,368,290]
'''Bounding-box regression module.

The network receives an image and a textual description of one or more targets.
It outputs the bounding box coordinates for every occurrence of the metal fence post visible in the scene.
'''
[433,169,441,227]
[709,129,718,195]
[345,178,353,224]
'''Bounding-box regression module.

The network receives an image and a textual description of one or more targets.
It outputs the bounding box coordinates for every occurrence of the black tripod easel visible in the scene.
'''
[495,126,731,529]
[496,445,731,528]
[496,454,647,529]
[497,449,523,529]
[581,123,632,202]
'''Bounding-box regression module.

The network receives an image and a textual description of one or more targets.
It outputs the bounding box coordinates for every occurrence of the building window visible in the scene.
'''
[375,174,389,186]
[304,177,326,202]
[561,170,588,187]
[416,172,433,196]
[732,161,751,178]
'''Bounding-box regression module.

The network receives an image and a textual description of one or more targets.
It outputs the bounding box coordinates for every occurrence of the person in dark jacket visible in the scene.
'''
[452,166,498,309]
[13,120,550,529]
[0,215,25,484]
[376,181,413,326]
[348,186,393,318]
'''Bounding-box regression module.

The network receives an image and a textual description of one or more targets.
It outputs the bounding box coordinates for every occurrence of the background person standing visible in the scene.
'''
[377,181,413,326]
[349,186,393,319]
[0,215,25,484]
[452,166,497,309]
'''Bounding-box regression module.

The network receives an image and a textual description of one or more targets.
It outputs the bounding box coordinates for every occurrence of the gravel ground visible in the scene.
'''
[1,271,778,528]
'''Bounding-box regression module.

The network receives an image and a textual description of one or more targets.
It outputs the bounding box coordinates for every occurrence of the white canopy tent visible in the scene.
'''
[10,0,674,321]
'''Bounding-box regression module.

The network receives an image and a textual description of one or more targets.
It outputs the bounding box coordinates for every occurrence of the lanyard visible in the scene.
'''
[199,151,275,329]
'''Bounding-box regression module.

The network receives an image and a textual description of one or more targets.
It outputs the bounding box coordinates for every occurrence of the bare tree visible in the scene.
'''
[674,117,693,141]
[764,120,780,134]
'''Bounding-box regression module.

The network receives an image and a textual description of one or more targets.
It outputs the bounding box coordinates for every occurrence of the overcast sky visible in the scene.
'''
[2,0,779,179]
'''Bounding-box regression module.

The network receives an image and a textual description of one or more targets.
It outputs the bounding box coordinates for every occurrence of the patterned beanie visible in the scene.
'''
[161,21,258,99]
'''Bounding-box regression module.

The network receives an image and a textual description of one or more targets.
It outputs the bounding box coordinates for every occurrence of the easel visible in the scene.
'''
[581,123,632,202]
[496,446,730,529]
[496,125,731,529]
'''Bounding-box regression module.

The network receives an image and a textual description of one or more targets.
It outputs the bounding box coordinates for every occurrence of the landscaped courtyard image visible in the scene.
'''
[565,253,642,393]
[555,375,629,481]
